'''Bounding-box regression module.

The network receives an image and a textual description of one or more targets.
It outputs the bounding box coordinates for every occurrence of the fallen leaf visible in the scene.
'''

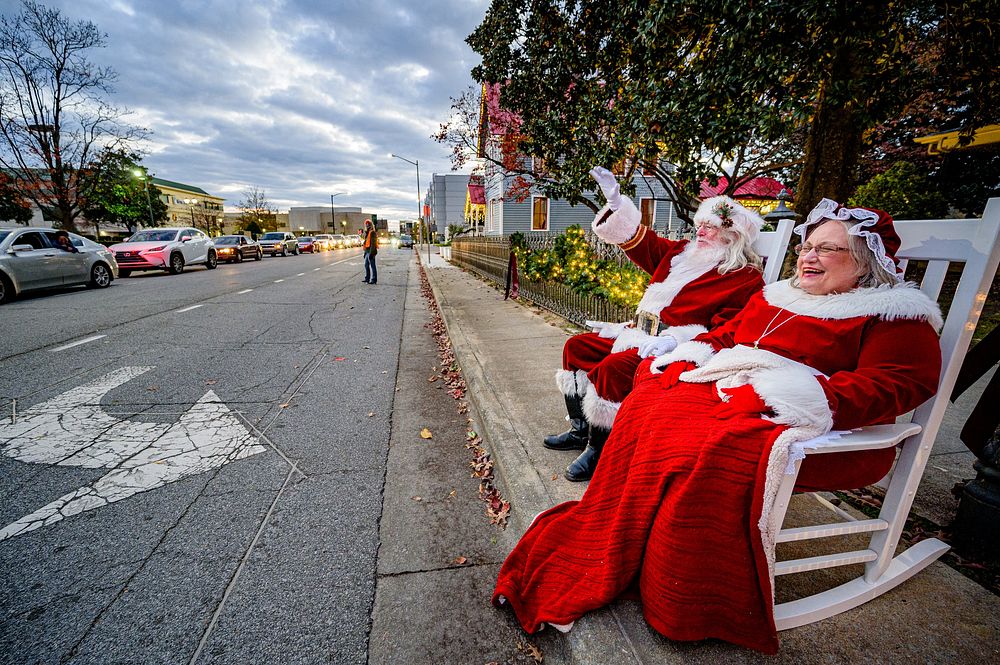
[333,356,347,361]
[552,474,558,480]
[363,346,370,349]
[427,375,440,382]
[280,403,290,408]
[146,386,159,392]
[452,556,467,565]
[517,641,543,663]
[205,380,217,385]
[448,489,457,499]
[368,412,375,417]
[412,496,422,501]
[420,428,433,439]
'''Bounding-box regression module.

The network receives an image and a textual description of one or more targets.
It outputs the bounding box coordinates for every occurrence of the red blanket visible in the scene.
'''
[493,377,784,653]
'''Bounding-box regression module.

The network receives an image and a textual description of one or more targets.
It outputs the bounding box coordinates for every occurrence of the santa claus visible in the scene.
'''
[547,166,765,481]
[494,199,943,653]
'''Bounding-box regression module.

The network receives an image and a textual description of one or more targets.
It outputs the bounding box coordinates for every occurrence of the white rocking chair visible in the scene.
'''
[753,218,796,285]
[769,197,1000,629]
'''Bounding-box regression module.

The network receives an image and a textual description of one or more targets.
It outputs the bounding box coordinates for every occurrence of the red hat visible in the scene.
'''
[795,198,903,281]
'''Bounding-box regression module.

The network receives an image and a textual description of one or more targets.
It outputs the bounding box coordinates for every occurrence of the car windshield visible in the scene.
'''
[401,235,412,241]
[261,232,284,240]
[129,230,178,242]
[299,237,313,241]
[214,237,239,245]
[0,231,10,243]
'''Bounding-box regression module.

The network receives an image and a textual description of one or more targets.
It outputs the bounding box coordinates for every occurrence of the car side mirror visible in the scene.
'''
[181,236,192,243]
[9,244,34,254]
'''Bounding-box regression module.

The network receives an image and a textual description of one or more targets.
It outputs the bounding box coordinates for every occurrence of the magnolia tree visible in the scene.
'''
[465,0,998,216]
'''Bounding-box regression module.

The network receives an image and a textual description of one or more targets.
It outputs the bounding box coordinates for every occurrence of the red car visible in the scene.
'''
[296,236,316,253]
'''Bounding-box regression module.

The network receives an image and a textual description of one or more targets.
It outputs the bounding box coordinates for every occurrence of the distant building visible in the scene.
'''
[151,177,225,235]
[287,206,378,236]
[425,174,472,237]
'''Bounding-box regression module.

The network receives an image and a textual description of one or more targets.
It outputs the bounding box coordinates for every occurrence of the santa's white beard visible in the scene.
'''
[634,239,729,315]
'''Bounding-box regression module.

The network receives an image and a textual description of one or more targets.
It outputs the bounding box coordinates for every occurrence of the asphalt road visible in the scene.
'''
[0,247,412,664]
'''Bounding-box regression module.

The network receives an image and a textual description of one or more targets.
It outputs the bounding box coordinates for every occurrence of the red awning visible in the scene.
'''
[699,176,792,200]
[468,183,485,204]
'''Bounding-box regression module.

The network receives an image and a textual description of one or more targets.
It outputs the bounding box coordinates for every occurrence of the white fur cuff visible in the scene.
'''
[555,369,590,397]
[750,366,833,433]
[662,324,708,345]
[666,340,716,366]
[592,200,641,245]
[611,327,648,353]
[582,383,621,430]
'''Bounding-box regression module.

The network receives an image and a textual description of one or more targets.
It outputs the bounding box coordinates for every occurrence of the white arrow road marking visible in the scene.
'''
[0,367,266,542]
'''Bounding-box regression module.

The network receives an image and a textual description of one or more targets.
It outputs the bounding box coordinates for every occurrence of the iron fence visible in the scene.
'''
[451,232,636,326]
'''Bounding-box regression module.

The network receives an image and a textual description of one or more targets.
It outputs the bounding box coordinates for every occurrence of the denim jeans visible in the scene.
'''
[364,252,377,283]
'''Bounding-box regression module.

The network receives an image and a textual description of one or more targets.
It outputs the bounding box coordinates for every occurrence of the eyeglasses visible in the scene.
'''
[794,243,849,256]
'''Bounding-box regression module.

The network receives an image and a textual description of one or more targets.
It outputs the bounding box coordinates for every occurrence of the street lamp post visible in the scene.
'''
[330,192,346,234]
[389,153,427,263]
[183,198,199,230]
[132,169,155,231]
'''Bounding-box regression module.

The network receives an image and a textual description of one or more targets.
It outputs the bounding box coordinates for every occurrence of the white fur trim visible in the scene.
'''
[592,200,641,245]
[763,279,943,331]
[667,340,716,366]
[662,324,707,345]
[554,369,590,397]
[751,366,833,433]
[582,383,621,430]
[694,196,764,244]
[635,241,723,314]
[611,327,650,353]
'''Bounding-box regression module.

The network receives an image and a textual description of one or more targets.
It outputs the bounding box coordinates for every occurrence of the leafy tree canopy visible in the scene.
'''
[0,170,33,224]
[849,161,948,219]
[466,0,998,216]
[78,148,168,231]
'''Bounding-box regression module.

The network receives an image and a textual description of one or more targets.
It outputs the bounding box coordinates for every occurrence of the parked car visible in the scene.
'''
[258,231,298,256]
[399,233,414,248]
[296,236,317,253]
[109,227,217,277]
[214,235,262,263]
[313,234,334,251]
[0,227,118,304]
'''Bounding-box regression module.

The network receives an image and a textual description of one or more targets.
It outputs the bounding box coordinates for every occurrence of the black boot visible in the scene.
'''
[543,394,589,451]
[565,426,610,482]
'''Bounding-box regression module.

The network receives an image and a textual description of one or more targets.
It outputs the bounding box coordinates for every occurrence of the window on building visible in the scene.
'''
[532,196,549,231]
[640,198,656,228]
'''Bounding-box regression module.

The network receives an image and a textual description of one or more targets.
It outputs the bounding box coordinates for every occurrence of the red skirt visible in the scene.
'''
[493,372,783,653]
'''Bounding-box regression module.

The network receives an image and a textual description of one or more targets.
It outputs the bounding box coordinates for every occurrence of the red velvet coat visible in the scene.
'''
[496,279,942,653]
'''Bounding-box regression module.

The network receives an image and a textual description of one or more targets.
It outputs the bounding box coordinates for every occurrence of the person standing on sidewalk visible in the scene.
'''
[545,166,765,481]
[363,219,378,284]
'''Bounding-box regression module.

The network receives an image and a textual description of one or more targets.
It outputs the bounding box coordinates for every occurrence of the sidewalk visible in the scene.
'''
[419,247,1000,664]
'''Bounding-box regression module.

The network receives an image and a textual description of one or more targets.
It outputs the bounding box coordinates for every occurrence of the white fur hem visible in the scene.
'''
[554,369,590,397]
[763,280,943,331]
[592,201,641,245]
[582,384,621,430]
[662,324,707,345]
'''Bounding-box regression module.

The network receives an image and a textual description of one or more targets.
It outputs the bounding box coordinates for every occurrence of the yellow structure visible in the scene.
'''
[150,177,225,235]
[914,124,1000,155]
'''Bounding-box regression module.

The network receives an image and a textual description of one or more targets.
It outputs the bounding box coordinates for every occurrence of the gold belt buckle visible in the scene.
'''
[635,310,661,336]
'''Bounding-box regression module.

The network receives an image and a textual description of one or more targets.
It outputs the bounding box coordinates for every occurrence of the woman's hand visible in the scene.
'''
[589,166,624,211]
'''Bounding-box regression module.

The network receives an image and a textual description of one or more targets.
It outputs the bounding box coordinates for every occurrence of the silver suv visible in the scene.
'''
[0,227,118,304]
[109,227,217,277]
[258,231,298,257]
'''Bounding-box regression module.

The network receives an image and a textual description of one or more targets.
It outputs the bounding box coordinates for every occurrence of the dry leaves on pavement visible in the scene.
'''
[419,428,433,439]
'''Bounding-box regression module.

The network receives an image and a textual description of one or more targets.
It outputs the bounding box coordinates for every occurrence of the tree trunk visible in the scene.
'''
[795,50,865,216]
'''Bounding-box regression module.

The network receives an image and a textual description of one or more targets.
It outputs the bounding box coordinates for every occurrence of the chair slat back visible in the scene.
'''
[753,218,795,284]
[894,201,1000,441]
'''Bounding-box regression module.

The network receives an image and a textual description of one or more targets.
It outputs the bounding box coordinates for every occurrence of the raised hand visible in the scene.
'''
[589,166,624,211]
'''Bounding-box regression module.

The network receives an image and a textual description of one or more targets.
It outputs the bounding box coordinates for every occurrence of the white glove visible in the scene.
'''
[589,166,624,211]
[585,320,631,340]
[637,333,677,359]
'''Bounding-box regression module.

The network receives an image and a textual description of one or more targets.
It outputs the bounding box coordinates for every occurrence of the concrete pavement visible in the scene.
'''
[419,246,1000,664]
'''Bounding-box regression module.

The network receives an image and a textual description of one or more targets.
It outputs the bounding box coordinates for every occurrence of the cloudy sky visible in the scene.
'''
[26,0,489,220]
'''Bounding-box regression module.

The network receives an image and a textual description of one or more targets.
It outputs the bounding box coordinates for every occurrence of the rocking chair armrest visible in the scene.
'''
[799,423,923,455]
